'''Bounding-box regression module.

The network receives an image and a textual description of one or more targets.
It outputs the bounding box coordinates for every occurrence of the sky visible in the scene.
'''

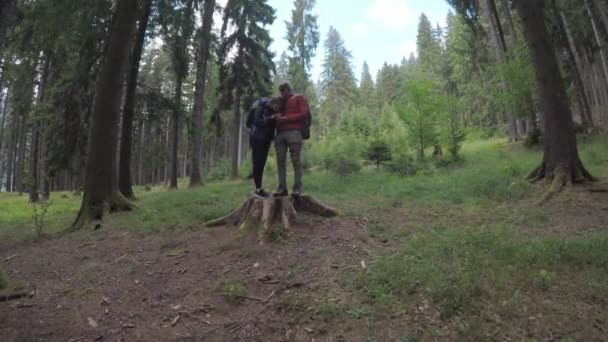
[266,0,451,83]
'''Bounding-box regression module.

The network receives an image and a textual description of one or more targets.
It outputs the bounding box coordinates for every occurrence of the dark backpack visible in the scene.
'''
[295,95,312,140]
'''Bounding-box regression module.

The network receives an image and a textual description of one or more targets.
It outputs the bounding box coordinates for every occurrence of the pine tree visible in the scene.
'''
[119,0,153,200]
[359,61,377,113]
[218,0,275,179]
[158,0,196,189]
[285,0,320,96]
[189,0,216,188]
[516,0,595,189]
[320,26,358,131]
[72,0,138,229]
[417,13,442,75]
[275,51,290,87]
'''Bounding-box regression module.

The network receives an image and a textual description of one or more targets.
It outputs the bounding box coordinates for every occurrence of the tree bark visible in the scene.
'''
[29,52,52,202]
[16,106,29,195]
[515,0,594,190]
[119,0,152,200]
[593,0,608,36]
[137,115,145,185]
[480,0,519,141]
[189,0,216,188]
[170,78,182,189]
[554,1,594,126]
[500,0,518,42]
[0,0,17,64]
[5,111,17,192]
[232,47,244,179]
[205,195,338,243]
[586,0,608,92]
[0,88,8,190]
[71,0,138,230]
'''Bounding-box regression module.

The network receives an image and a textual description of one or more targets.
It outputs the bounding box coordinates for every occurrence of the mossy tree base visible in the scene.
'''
[528,159,596,203]
[205,195,338,243]
[70,192,136,231]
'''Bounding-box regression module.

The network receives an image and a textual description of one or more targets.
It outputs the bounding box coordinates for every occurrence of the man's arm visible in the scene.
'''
[282,96,309,123]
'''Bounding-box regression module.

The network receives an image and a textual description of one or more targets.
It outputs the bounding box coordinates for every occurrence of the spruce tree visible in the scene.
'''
[218,0,275,179]
[320,26,357,130]
[285,0,320,96]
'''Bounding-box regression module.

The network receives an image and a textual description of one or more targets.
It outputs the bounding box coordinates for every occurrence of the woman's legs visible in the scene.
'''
[252,139,272,189]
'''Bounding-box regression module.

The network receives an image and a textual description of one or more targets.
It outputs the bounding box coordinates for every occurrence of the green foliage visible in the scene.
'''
[440,97,466,159]
[285,0,320,96]
[365,139,392,171]
[0,268,8,290]
[322,135,363,175]
[359,62,378,113]
[221,279,246,303]
[319,26,358,132]
[31,199,52,241]
[397,78,440,158]
[206,159,232,182]
[358,226,608,317]
[218,0,276,110]
[386,151,417,177]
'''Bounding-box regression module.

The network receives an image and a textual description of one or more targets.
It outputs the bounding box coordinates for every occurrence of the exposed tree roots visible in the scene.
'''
[205,195,338,243]
[70,192,136,231]
[527,161,596,204]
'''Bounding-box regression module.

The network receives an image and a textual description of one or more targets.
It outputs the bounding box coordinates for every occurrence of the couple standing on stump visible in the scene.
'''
[246,83,310,199]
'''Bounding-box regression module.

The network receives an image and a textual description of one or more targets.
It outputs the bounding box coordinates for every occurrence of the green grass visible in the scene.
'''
[0,267,8,289]
[358,226,608,316]
[1,134,607,244]
[221,279,246,303]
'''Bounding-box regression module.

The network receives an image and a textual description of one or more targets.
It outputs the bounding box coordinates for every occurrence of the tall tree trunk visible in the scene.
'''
[515,0,594,188]
[586,0,608,91]
[119,0,152,200]
[500,0,518,42]
[0,88,8,190]
[137,116,145,185]
[16,109,28,195]
[231,48,244,179]
[6,112,17,192]
[29,52,52,202]
[593,0,608,35]
[170,78,182,189]
[481,0,519,141]
[189,0,216,188]
[0,0,17,64]
[554,1,594,126]
[71,0,138,230]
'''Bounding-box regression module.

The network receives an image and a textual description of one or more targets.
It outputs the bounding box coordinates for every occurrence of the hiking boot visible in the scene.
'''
[254,188,270,199]
[291,187,302,198]
[273,188,289,197]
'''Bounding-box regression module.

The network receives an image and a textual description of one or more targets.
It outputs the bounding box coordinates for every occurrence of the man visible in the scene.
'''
[272,83,310,198]
[245,97,282,198]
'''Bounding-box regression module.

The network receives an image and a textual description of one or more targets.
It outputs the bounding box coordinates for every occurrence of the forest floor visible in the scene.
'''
[1,136,608,341]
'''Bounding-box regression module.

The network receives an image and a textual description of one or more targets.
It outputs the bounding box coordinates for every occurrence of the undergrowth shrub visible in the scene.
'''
[206,159,231,181]
[322,135,363,175]
[358,227,608,318]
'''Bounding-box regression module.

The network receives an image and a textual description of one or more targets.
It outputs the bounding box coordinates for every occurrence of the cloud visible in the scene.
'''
[351,23,369,35]
[400,40,417,57]
[366,0,414,30]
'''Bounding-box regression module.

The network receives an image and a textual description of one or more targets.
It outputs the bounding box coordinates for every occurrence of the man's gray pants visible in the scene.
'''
[275,130,303,192]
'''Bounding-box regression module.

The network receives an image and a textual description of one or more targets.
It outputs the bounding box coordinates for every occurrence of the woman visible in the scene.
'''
[246,97,283,198]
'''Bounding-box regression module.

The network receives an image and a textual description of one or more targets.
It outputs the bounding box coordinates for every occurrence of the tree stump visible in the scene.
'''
[205,195,338,242]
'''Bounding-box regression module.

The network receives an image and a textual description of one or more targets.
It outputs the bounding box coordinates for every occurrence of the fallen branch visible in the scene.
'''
[0,291,29,302]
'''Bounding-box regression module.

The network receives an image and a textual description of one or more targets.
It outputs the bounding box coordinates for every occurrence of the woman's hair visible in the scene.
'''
[269,96,284,112]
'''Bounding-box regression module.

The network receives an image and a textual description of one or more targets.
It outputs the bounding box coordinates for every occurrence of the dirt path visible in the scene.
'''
[1,214,395,342]
[2,189,608,341]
